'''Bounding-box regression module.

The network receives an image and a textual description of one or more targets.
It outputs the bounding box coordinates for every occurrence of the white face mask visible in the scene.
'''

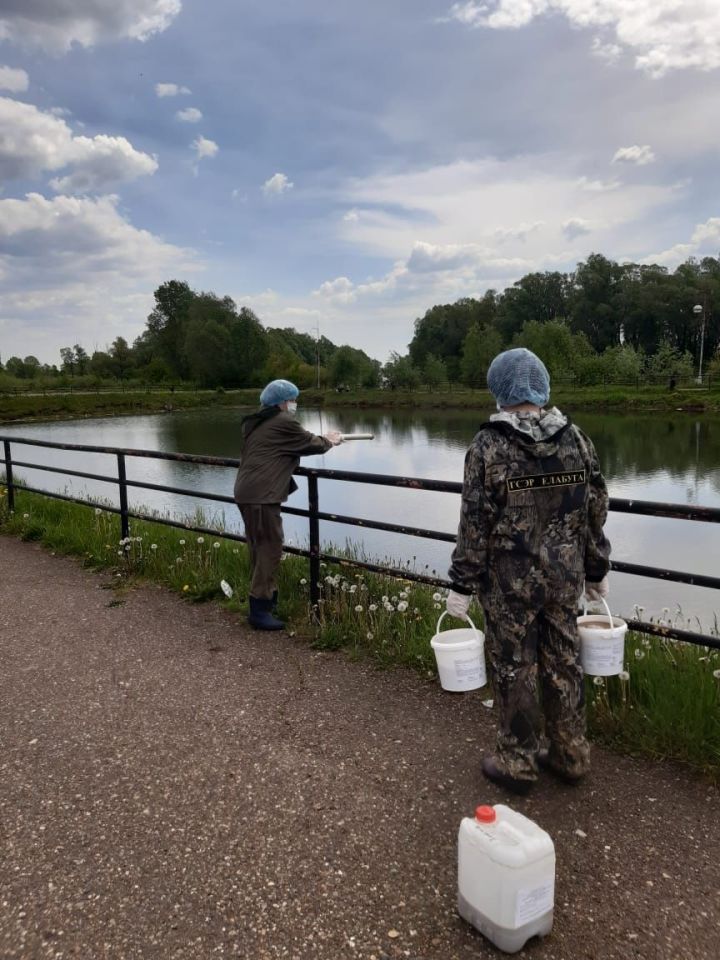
[285,400,298,414]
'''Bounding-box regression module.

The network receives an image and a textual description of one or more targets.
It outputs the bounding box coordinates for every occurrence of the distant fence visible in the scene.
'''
[0,373,716,398]
[2,434,719,650]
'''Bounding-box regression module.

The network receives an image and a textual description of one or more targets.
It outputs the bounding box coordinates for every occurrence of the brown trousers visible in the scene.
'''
[238,503,284,600]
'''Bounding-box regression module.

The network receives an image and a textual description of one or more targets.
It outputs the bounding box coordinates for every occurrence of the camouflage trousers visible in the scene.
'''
[483,593,590,782]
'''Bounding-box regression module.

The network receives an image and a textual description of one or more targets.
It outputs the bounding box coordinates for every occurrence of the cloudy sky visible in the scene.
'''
[1,0,720,365]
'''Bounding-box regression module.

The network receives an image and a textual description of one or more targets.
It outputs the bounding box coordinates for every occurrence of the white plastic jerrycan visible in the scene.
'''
[458,803,555,954]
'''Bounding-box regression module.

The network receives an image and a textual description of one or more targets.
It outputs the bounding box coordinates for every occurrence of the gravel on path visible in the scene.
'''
[0,537,718,960]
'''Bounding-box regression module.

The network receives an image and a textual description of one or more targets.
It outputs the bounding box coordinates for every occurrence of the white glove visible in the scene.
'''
[324,430,344,446]
[585,576,609,602]
[446,590,471,619]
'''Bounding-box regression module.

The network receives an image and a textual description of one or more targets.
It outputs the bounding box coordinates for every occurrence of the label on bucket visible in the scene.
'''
[515,879,554,927]
[583,636,625,670]
[454,655,482,680]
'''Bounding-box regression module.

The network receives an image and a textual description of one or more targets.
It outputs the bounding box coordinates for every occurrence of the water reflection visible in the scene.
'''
[3,406,719,629]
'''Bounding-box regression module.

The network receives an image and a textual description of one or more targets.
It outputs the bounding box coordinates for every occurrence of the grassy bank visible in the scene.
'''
[302,384,720,414]
[0,388,258,424]
[2,383,720,424]
[1,485,718,780]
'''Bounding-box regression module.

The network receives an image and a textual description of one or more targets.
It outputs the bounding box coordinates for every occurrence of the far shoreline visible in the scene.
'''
[1,384,719,426]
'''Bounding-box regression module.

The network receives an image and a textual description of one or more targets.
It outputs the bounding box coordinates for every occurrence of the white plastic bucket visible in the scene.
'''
[577,596,627,677]
[431,612,486,692]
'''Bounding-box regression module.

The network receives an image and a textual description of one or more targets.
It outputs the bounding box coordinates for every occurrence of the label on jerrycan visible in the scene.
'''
[515,879,555,927]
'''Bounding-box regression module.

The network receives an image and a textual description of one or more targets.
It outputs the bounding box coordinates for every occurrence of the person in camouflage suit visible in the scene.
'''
[447,348,611,795]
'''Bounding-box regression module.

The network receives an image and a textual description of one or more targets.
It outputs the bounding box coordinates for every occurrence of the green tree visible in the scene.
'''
[569,254,625,351]
[460,324,502,387]
[423,354,447,389]
[382,352,421,389]
[60,346,76,376]
[496,272,570,342]
[73,344,89,375]
[146,280,195,378]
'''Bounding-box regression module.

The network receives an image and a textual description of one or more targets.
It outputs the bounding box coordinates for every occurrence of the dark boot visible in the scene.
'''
[537,749,585,785]
[481,756,534,796]
[248,596,285,631]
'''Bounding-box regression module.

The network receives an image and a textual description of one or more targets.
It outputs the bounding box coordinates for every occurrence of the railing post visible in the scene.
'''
[3,439,14,513]
[308,474,320,611]
[117,452,129,541]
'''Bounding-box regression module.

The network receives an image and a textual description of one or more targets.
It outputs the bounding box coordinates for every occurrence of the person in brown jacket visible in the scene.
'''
[234,379,343,630]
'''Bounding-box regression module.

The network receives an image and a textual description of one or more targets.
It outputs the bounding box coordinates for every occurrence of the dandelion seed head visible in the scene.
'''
[618,670,630,681]
[368,604,377,612]
[300,578,307,585]
[634,649,645,660]
[713,669,720,680]
[593,676,605,686]
[354,605,363,613]
[432,592,442,602]
[179,539,186,546]
[397,601,408,612]
[197,536,204,544]
[367,632,374,640]
[433,602,441,610]
[213,542,220,549]
[381,596,389,603]
[150,543,158,551]
[94,508,102,516]
[22,513,29,519]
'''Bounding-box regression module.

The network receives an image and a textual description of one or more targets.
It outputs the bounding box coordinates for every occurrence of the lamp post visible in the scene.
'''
[693,303,705,385]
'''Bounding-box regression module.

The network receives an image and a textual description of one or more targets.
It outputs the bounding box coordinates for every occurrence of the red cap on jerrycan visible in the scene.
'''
[475,805,496,823]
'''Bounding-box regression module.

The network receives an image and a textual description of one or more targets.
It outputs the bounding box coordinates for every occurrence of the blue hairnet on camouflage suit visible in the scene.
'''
[259,379,300,407]
[487,348,550,408]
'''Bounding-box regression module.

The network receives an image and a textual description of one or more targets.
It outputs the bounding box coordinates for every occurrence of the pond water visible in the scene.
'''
[3,405,719,630]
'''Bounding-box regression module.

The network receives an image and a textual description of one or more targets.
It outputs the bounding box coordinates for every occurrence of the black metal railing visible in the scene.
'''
[2,434,719,650]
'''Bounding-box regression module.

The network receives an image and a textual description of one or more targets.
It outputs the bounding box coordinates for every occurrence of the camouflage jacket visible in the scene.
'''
[448,408,611,604]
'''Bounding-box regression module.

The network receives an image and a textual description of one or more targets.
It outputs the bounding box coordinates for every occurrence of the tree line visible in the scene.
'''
[3,253,720,393]
[1,280,380,391]
[387,253,720,388]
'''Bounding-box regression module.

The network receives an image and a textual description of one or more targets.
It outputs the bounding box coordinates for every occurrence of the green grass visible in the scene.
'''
[2,485,719,779]
[0,388,259,423]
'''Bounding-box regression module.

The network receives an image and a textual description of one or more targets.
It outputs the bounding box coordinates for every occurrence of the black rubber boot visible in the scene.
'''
[247,596,285,631]
[481,756,534,796]
[537,749,585,785]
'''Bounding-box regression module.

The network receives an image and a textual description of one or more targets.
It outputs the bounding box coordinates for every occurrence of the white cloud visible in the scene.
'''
[644,217,720,267]
[447,1,720,76]
[591,37,622,64]
[343,208,360,222]
[612,144,656,166]
[191,136,218,160]
[493,221,543,243]
[0,65,28,91]
[0,96,157,192]
[0,1,181,53]
[314,276,356,304]
[156,82,191,98]
[176,107,202,123]
[0,192,199,362]
[262,172,294,196]
[562,217,592,240]
[576,176,621,193]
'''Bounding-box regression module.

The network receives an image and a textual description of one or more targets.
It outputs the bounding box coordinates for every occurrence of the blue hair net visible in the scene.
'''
[259,379,300,407]
[487,348,550,408]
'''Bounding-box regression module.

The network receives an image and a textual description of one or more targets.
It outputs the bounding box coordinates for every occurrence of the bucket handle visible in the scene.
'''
[582,594,614,629]
[435,610,481,641]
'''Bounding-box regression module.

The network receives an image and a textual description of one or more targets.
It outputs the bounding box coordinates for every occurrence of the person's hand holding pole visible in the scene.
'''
[324,430,344,446]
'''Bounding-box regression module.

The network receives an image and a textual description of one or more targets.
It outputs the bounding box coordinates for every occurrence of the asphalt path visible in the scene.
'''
[1,537,718,959]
